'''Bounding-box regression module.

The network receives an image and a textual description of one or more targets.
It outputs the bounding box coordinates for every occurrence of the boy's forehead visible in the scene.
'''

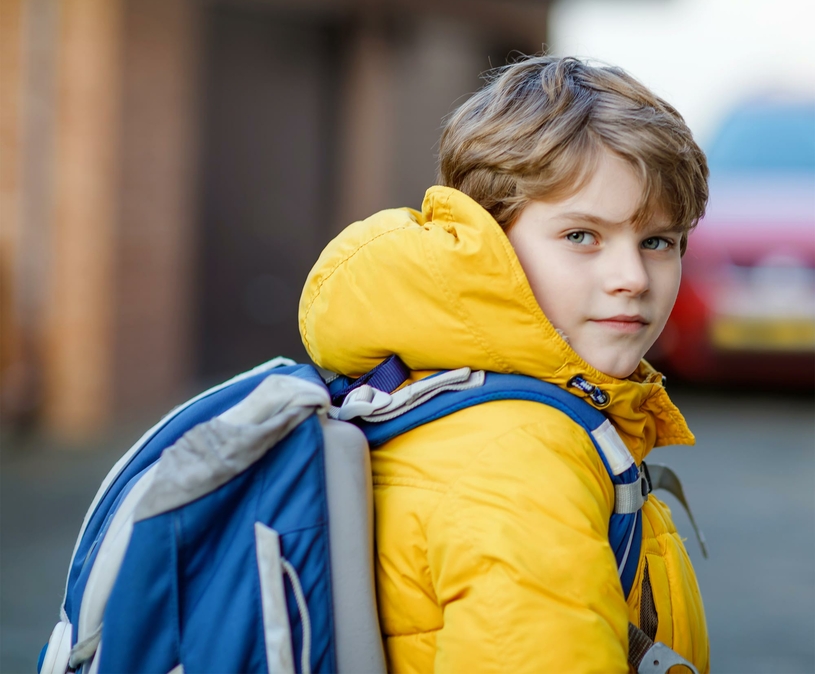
[556,208,673,232]
[535,151,674,231]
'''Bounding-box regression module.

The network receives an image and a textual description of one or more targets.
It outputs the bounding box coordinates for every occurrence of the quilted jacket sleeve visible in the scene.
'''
[425,416,630,674]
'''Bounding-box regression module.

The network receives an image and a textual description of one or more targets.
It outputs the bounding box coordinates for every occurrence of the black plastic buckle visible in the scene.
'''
[641,461,653,496]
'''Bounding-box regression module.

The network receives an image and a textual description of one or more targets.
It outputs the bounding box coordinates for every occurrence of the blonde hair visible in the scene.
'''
[438,55,709,251]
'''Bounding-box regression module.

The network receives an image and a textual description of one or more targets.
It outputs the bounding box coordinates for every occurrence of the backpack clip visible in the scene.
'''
[638,641,699,673]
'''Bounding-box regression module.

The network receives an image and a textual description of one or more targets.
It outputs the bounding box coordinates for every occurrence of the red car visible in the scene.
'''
[649,99,815,388]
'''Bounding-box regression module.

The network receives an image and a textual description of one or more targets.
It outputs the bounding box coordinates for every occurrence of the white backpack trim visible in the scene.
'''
[255,523,297,674]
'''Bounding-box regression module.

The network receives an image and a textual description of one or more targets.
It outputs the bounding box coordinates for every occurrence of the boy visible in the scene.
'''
[300,56,709,673]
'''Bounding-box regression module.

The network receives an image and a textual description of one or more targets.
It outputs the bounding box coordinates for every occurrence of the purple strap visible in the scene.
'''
[331,355,410,405]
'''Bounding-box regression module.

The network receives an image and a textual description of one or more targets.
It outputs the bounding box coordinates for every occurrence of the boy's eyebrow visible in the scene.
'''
[558,211,624,227]
[558,211,678,232]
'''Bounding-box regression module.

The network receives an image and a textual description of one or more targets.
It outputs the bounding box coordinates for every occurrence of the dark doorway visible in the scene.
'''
[197,6,339,380]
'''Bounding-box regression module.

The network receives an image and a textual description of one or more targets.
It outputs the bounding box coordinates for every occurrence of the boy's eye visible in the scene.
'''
[641,237,673,251]
[566,231,596,245]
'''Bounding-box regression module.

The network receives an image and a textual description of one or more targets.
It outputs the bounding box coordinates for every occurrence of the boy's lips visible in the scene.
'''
[590,315,649,332]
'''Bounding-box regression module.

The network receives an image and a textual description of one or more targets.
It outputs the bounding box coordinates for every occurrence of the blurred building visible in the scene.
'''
[1,0,549,439]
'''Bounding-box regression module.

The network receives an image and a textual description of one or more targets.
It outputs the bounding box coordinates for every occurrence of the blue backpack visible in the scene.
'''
[38,356,700,674]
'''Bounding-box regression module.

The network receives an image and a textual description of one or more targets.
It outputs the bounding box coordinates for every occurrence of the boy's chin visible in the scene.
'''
[580,352,642,380]
[597,366,638,380]
[605,366,640,380]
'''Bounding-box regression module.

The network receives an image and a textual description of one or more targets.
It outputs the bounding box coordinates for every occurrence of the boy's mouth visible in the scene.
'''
[591,315,649,332]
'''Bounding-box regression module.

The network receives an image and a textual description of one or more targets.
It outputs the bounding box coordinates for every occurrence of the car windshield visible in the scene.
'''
[707,102,815,174]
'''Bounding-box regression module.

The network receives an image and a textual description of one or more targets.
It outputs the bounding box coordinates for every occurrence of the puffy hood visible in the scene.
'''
[299,186,694,459]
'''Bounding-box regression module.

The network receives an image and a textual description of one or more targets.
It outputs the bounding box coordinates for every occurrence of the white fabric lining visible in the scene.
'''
[591,420,635,476]
[616,510,639,577]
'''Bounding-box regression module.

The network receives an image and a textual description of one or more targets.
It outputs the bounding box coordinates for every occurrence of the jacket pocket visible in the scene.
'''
[644,553,673,647]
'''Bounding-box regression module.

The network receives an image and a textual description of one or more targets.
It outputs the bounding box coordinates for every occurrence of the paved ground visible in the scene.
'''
[1,386,813,673]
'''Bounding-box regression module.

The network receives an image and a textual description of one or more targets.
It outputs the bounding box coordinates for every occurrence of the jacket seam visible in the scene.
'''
[373,476,448,493]
[421,194,512,373]
[385,625,442,639]
[427,186,566,370]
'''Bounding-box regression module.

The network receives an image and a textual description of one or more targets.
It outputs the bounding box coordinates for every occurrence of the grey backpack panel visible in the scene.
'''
[321,418,387,674]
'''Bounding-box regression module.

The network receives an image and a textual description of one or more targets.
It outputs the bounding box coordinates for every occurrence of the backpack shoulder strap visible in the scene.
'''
[329,361,703,672]
[330,366,644,598]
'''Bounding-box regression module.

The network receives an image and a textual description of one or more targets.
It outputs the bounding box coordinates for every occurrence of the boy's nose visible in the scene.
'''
[604,246,650,296]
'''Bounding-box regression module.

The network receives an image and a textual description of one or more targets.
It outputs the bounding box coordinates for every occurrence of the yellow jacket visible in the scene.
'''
[300,186,709,673]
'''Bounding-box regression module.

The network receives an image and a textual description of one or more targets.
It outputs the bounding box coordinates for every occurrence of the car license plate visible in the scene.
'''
[711,316,815,351]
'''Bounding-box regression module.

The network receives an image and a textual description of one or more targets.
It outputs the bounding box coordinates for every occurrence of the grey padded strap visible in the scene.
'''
[330,368,484,422]
[647,464,708,558]
[614,466,649,514]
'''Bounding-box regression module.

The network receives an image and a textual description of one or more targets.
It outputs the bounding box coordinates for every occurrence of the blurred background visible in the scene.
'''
[1,0,813,672]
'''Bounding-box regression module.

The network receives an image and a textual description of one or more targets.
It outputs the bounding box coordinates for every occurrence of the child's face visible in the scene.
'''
[507,150,683,379]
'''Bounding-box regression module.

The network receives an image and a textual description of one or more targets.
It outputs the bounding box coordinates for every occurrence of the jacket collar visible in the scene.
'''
[300,186,695,462]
